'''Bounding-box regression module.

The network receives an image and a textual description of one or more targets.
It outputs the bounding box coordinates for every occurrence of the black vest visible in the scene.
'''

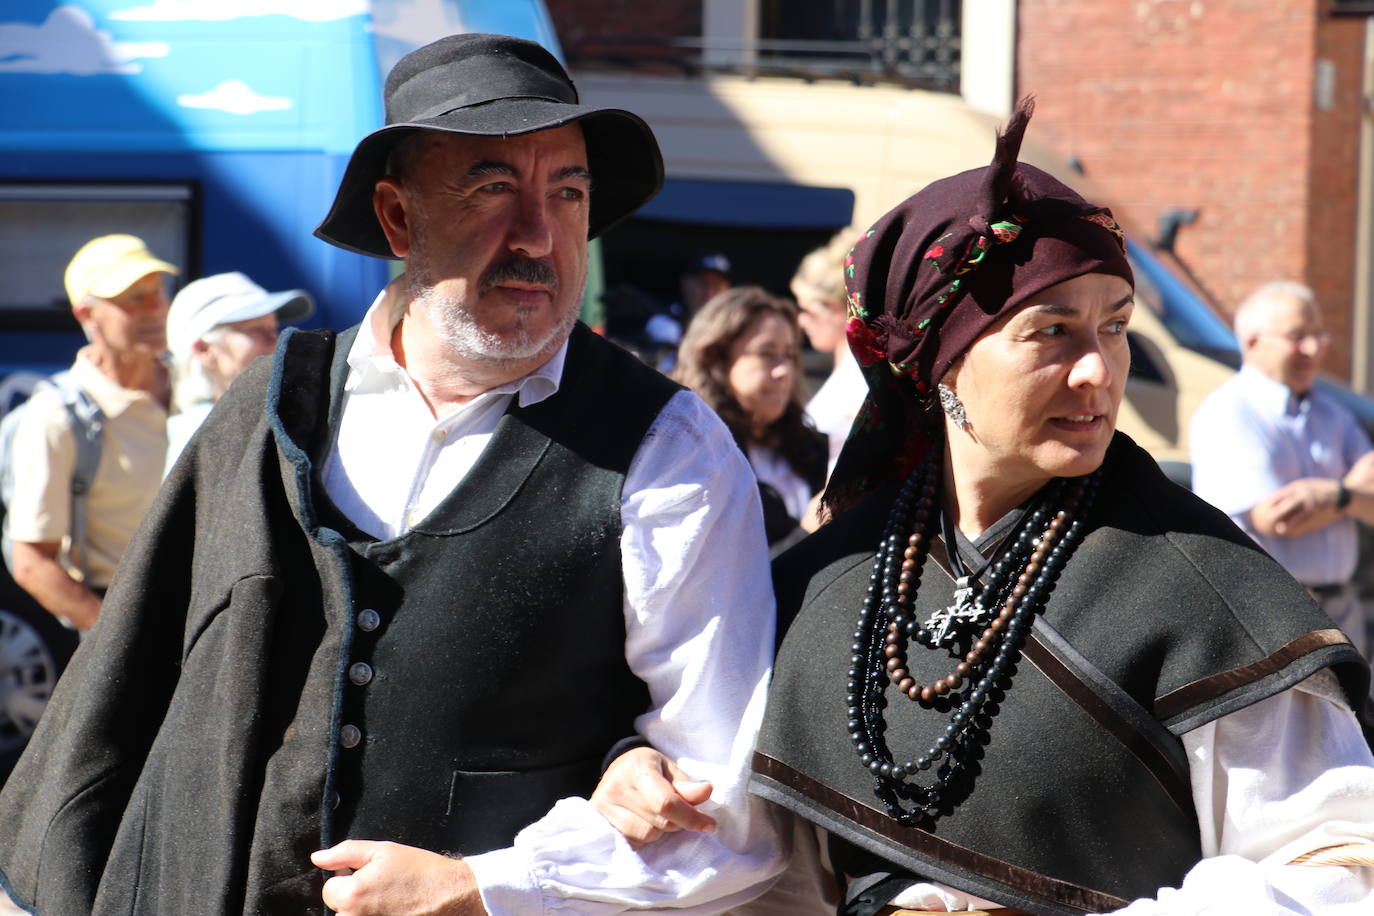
[314,323,676,854]
[753,434,1371,916]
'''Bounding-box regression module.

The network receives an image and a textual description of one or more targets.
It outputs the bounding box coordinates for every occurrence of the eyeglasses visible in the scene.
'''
[737,348,798,367]
[1261,329,1330,347]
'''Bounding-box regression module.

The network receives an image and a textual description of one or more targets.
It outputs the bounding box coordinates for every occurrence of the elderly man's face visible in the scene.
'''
[195,312,280,399]
[76,271,170,357]
[1245,294,1328,394]
[375,125,590,364]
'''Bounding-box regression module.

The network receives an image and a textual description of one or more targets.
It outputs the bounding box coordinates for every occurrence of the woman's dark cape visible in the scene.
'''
[753,433,1371,916]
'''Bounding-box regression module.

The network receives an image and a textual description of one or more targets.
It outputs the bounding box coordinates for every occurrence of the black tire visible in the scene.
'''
[0,569,76,786]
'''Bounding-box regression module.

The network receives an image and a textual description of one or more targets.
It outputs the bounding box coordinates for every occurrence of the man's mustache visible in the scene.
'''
[480,256,559,295]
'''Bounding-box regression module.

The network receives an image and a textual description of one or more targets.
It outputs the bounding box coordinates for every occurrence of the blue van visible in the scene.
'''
[0,0,560,779]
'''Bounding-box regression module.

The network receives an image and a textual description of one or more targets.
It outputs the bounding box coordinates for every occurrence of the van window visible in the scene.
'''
[0,182,194,326]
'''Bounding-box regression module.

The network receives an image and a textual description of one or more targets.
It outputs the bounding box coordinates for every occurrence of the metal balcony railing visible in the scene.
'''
[562,0,962,93]
[748,0,962,90]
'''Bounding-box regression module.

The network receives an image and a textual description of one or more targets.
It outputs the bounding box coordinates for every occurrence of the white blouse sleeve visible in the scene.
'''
[1102,669,1374,914]
[466,390,788,915]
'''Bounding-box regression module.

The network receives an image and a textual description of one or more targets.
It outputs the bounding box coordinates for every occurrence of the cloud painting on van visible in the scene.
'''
[111,0,367,22]
[0,0,560,152]
[177,80,292,115]
[0,5,167,74]
[0,0,377,152]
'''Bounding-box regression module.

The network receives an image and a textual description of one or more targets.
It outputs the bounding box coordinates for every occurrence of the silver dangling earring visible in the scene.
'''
[937,383,969,429]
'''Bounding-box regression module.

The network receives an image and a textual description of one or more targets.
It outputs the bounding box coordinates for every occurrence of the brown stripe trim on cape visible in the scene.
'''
[1153,629,1351,721]
[932,534,1192,813]
[753,751,1131,915]
[1020,634,1194,815]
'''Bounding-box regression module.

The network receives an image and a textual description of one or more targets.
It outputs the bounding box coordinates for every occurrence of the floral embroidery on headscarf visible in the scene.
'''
[853,396,882,432]
[990,221,1021,244]
[1080,211,1125,249]
[907,218,1028,315]
[823,98,1134,520]
[847,289,868,319]
[890,358,920,382]
[956,219,1024,277]
[846,316,886,367]
[923,233,953,268]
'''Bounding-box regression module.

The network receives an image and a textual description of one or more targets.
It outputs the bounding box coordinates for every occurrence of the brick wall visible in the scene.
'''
[1018,0,1364,378]
[1308,9,1365,373]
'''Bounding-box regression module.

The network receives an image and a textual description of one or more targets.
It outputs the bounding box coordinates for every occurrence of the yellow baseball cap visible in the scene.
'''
[64,234,178,306]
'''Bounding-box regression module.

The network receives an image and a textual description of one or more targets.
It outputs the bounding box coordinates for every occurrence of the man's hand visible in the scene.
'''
[1250,477,1343,538]
[1341,451,1374,525]
[311,841,486,916]
[590,746,717,846]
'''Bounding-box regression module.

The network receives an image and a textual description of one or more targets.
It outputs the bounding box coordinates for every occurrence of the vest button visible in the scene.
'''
[340,724,362,748]
[358,608,381,631]
[348,662,374,686]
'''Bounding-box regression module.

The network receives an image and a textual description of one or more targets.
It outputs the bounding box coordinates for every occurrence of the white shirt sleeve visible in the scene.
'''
[466,390,788,915]
[1099,669,1374,915]
[1188,388,1284,520]
[880,671,1374,914]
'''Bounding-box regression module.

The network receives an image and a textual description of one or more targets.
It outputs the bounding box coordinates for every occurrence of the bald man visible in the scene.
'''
[1191,281,1374,658]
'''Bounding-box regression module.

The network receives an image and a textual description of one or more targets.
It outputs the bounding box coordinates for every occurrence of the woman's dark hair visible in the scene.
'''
[673,286,823,481]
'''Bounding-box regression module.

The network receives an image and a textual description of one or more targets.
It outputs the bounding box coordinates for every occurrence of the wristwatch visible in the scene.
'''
[1337,482,1353,511]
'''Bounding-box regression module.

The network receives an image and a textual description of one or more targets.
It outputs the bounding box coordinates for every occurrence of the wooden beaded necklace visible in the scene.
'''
[847,450,1099,825]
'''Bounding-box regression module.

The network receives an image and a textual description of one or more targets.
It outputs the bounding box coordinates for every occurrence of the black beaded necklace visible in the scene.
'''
[846,450,1099,825]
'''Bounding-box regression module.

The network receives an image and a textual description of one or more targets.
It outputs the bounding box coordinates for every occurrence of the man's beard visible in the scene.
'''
[407,253,582,365]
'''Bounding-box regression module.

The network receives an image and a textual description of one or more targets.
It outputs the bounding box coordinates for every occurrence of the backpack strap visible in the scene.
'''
[48,372,104,583]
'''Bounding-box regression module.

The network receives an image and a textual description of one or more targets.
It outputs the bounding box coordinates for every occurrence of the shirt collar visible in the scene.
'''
[344,276,566,409]
[69,347,163,418]
[1238,363,1308,417]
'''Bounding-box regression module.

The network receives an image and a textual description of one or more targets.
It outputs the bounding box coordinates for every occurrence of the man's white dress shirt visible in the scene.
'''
[1190,364,1370,586]
[321,283,786,915]
[1190,364,1372,658]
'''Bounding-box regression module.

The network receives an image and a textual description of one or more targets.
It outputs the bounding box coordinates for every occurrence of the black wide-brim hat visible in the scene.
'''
[314,33,664,259]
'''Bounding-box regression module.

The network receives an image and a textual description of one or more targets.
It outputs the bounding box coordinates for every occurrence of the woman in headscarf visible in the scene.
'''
[592,101,1374,915]
[674,286,828,549]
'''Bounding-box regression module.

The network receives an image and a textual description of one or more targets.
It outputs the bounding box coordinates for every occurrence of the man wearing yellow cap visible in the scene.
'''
[7,234,176,633]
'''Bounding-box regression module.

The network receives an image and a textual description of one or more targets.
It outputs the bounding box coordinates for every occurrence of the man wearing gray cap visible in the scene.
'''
[6,233,175,633]
[0,32,782,916]
[164,271,314,472]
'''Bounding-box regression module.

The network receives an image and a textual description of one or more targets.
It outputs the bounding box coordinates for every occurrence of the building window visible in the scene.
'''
[756,0,961,91]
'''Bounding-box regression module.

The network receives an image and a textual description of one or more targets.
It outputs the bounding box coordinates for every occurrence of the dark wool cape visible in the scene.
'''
[0,322,676,915]
[753,433,1372,916]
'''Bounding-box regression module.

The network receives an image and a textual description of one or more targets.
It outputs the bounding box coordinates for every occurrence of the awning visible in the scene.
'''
[634,178,854,229]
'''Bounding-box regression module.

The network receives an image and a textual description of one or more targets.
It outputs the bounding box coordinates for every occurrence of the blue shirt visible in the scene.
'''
[1189,364,1371,585]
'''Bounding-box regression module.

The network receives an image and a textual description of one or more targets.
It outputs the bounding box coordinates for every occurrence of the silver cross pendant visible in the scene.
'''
[923,575,982,644]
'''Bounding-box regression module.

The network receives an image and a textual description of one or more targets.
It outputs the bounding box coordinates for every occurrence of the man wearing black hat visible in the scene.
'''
[0,34,782,916]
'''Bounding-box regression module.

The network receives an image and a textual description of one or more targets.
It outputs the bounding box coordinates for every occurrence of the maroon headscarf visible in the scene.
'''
[825,99,1133,516]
